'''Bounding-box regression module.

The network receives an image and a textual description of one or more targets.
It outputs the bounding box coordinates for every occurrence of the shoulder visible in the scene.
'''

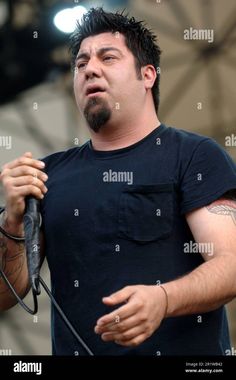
[164,125,213,151]
[163,125,234,167]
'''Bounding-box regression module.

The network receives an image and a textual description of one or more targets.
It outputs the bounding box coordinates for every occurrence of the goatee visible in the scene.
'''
[84,97,111,133]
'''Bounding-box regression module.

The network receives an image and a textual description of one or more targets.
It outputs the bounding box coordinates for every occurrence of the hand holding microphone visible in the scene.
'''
[0,151,48,233]
[0,152,48,294]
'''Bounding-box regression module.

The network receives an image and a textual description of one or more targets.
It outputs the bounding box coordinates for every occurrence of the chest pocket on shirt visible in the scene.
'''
[118,184,174,242]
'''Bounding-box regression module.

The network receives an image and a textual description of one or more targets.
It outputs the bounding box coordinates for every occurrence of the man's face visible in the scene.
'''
[73,32,144,133]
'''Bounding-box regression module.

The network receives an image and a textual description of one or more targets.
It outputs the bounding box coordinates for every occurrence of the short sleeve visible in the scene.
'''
[180,138,236,214]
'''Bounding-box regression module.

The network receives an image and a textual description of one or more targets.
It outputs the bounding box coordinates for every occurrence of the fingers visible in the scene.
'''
[2,170,48,198]
[11,184,47,200]
[96,311,152,347]
[100,322,151,347]
[1,152,47,195]
[101,325,143,343]
[95,285,165,348]
[8,166,47,181]
[96,286,141,330]
[11,175,47,192]
[96,300,136,328]
[2,154,45,171]
[95,314,138,335]
[102,286,134,306]
[0,152,48,225]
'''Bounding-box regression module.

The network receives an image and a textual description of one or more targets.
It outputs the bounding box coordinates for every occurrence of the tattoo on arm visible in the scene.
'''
[0,235,25,295]
[206,190,236,225]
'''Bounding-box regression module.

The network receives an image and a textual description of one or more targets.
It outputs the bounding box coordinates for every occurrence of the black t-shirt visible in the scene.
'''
[41,124,236,355]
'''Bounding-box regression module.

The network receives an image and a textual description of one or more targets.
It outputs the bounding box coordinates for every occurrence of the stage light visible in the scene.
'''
[53,5,87,34]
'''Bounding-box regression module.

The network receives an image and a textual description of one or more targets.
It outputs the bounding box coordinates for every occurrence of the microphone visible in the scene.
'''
[23,196,41,295]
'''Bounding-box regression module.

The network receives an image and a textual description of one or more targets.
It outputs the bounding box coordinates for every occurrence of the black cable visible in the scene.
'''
[39,276,94,356]
[0,267,38,314]
[0,207,25,242]
[0,225,25,242]
[0,268,94,355]
[0,208,25,242]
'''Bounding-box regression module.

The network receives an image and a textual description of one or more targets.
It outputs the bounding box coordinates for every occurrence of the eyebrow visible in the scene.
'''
[76,47,123,62]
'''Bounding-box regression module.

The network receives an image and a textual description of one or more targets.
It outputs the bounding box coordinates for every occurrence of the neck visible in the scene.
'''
[90,112,161,151]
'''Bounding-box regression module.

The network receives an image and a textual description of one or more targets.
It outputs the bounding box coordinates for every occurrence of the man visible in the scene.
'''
[1,8,236,356]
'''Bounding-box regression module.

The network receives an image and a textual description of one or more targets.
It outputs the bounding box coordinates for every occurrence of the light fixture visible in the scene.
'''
[53,5,87,34]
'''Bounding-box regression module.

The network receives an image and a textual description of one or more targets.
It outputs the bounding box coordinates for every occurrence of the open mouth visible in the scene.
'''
[86,86,106,97]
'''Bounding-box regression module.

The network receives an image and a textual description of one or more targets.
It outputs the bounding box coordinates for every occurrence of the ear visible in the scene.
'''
[141,65,157,90]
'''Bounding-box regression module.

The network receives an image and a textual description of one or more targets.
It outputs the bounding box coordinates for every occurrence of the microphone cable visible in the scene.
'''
[0,206,94,356]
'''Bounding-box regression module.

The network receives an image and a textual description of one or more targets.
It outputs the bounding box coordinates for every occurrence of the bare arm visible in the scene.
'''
[164,190,236,317]
[0,152,47,311]
[0,211,45,311]
[0,211,29,310]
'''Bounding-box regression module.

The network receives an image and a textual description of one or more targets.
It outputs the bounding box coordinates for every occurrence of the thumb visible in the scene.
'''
[102,286,135,306]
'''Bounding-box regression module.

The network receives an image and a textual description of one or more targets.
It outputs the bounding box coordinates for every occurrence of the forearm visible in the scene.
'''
[0,211,29,311]
[163,255,236,317]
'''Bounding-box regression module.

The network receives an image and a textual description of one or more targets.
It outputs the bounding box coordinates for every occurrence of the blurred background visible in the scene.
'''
[0,0,236,355]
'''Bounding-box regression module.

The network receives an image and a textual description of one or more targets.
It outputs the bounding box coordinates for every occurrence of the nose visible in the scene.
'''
[85,57,102,79]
